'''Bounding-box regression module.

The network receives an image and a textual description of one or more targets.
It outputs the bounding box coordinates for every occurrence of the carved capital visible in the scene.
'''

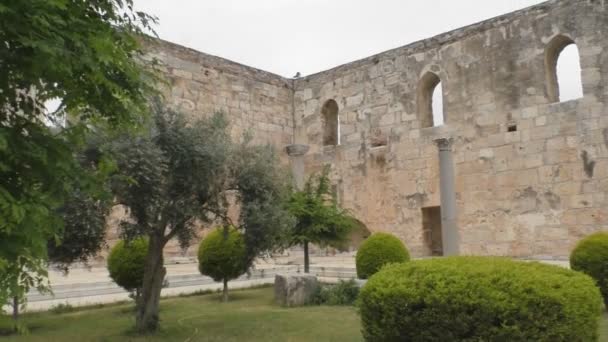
[285,144,310,157]
[434,138,454,152]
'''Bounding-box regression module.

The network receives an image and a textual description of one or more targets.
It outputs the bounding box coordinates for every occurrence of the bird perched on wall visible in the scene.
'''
[293,72,301,79]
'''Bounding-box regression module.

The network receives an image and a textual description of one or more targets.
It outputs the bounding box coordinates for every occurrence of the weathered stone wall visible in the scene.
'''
[104,0,608,261]
[104,39,295,259]
[293,0,608,259]
[145,39,294,148]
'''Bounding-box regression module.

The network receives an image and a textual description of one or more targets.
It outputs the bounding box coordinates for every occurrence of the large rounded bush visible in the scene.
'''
[356,233,409,279]
[198,226,247,300]
[571,232,608,307]
[107,238,148,293]
[359,257,603,342]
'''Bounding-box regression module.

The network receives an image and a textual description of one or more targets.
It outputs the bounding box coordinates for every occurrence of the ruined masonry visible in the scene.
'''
[125,0,608,260]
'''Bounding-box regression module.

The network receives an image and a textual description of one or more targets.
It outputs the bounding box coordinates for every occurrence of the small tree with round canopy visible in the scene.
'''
[286,166,357,273]
[197,226,247,302]
[107,238,148,303]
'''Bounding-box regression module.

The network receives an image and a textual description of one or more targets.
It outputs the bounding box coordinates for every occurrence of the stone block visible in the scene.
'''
[274,274,319,307]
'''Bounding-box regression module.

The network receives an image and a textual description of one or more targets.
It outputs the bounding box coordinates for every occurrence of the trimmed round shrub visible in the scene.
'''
[571,232,608,307]
[198,226,247,300]
[107,238,148,293]
[359,257,603,342]
[356,233,409,279]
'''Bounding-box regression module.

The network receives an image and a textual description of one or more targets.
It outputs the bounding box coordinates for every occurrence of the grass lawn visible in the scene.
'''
[0,287,363,342]
[1,287,607,341]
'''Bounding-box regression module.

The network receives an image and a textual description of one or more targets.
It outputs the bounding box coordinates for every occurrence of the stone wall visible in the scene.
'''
[105,0,608,261]
[104,39,295,259]
[293,0,608,259]
[145,39,294,148]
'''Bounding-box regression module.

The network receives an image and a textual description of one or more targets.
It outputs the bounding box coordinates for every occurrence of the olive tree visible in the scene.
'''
[108,103,293,332]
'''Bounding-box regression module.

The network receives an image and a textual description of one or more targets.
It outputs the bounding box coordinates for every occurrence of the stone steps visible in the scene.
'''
[20,264,358,311]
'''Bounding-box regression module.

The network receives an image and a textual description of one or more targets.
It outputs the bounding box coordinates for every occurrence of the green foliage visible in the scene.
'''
[287,167,356,248]
[109,104,291,258]
[359,257,603,342]
[48,191,110,271]
[48,136,116,270]
[50,303,75,315]
[232,141,295,265]
[106,104,292,329]
[571,232,608,307]
[0,0,155,307]
[311,279,360,306]
[197,227,247,283]
[287,167,357,270]
[355,233,409,279]
[107,239,148,293]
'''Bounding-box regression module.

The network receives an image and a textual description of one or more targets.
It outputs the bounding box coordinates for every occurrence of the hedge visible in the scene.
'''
[571,232,608,307]
[355,233,409,279]
[359,257,603,341]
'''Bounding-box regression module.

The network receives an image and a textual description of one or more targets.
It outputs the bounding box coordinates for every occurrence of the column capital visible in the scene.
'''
[285,144,310,157]
[434,138,454,152]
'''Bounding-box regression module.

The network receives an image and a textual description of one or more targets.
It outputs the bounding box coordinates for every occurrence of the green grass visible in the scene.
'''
[0,287,363,342]
[1,288,607,342]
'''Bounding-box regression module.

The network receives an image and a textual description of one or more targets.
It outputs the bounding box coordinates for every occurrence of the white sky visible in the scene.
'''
[135,0,583,102]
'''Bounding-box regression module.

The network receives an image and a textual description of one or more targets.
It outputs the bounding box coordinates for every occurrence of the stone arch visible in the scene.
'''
[321,99,339,146]
[545,34,584,103]
[336,219,371,252]
[417,71,444,128]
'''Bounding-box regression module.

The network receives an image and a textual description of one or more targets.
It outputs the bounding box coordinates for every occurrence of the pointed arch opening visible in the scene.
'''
[417,72,444,128]
[545,35,584,103]
[321,99,339,146]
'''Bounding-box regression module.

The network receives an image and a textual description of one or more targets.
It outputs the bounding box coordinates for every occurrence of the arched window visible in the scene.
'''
[417,72,444,128]
[545,35,584,103]
[321,99,339,146]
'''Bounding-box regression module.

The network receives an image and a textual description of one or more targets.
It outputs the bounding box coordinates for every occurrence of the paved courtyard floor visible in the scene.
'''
[8,254,569,312]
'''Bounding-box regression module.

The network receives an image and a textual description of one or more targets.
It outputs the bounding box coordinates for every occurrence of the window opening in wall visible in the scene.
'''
[432,81,444,126]
[422,206,443,256]
[321,99,339,146]
[417,72,444,128]
[545,35,584,103]
[508,124,518,133]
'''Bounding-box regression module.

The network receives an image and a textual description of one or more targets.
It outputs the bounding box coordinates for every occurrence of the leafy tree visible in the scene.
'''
[48,135,117,272]
[3,131,116,329]
[107,104,292,332]
[0,0,156,314]
[0,255,50,334]
[198,226,247,302]
[286,167,357,273]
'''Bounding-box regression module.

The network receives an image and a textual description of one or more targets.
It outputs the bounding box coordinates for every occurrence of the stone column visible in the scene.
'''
[285,144,310,190]
[434,138,459,256]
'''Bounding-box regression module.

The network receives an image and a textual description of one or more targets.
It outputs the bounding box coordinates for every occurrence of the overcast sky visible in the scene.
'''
[134,0,583,102]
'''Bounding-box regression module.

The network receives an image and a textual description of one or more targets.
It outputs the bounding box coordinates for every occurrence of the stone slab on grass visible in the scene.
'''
[274,274,319,307]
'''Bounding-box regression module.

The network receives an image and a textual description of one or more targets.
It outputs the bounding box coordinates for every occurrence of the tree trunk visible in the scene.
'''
[304,241,310,273]
[12,296,19,331]
[222,278,228,302]
[135,234,166,333]
[134,288,141,311]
